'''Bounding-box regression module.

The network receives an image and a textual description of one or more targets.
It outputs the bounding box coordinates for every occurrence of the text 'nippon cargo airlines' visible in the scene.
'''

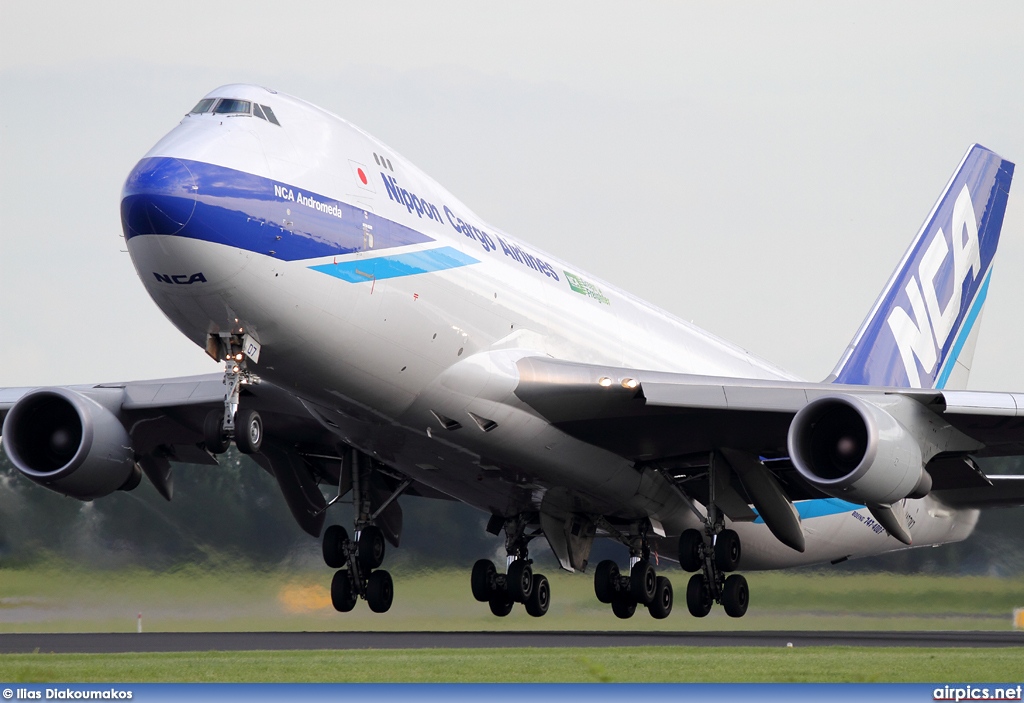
[3,83,1024,620]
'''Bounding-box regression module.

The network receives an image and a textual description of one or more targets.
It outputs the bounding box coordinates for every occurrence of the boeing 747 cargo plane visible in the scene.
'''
[3,84,1023,620]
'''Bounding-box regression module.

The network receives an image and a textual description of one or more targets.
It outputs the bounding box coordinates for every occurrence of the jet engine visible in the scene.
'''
[1,388,139,500]
[787,394,932,505]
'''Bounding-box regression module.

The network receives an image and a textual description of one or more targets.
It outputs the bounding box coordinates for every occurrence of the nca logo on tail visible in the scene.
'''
[886,185,982,388]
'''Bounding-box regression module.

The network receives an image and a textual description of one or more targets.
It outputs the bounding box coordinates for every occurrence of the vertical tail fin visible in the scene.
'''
[830,144,1013,389]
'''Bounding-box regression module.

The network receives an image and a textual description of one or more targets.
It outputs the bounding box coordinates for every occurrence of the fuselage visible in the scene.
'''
[121,84,977,570]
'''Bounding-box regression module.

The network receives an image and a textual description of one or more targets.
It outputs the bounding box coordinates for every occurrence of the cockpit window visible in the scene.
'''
[252,103,268,121]
[213,99,252,115]
[190,98,216,114]
[261,104,281,126]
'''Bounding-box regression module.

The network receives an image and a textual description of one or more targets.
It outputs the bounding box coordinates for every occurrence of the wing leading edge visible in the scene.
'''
[513,355,1024,515]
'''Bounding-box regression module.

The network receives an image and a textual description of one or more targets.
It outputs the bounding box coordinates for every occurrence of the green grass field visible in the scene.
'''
[0,563,1021,633]
[1,564,1022,682]
[0,647,1022,683]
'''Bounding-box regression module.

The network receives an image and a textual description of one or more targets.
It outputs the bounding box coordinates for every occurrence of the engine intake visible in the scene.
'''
[787,394,932,505]
[2,388,137,500]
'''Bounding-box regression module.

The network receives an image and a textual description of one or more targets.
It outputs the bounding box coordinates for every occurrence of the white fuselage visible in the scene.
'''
[124,84,977,570]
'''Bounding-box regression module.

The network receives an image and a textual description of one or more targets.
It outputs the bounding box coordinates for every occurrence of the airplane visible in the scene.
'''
[2,83,1024,621]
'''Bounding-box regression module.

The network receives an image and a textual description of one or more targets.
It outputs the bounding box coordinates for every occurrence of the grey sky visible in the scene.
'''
[3,2,1024,390]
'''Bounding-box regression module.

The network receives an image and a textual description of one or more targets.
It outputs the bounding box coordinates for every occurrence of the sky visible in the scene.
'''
[4,1,1024,390]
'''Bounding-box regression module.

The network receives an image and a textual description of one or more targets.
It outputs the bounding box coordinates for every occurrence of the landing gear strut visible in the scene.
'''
[322,448,395,614]
[593,521,673,620]
[471,514,551,617]
[679,452,749,618]
[203,333,262,455]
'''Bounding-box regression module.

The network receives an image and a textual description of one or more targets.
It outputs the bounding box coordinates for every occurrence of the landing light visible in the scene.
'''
[621,378,639,390]
[597,377,613,387]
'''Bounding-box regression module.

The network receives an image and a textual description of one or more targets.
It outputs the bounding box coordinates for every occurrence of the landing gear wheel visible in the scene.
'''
[525,574,550,617]
[366,569,394,613]
[611,597,637,619]
[358,526,386,571]
[471,559,497,602]
[722,574,749,618]
[629,561,657,605]
[506,560,534,603]
[649,576,673,619]
[488,594,514,617]
[678,529,703,572]
[686,574,712,618]
[322,525,349,569]
[234,408,263,454]
[203,410,229,454]
[594,560,619,604]
[331,569,357,612]
[714,529,741,572]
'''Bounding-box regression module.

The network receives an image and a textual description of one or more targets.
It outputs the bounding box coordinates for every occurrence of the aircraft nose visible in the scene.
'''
[120,157,198,238]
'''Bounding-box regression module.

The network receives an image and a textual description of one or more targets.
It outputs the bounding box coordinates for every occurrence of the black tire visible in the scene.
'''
[611,597,636,619]
[685,574,712,618]
[322,524,349,569]
[488,594,514,617]
[678,529,703,572]
[649,576,673,619]
[525,574,550,617]
[714,529,741,572]
[203,409,229,454]
[358,525,386,571]
[629,561,657,605]
[471,559,496,602]
[594,560,619,604]
[331,569,357,613]
[722,574,749,618]
[234,408,263,454]
[506,560,533,603]
[366,569,394,613]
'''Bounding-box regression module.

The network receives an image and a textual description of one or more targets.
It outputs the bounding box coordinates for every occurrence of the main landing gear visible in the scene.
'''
[203,333,263,455]
[323,523,394,613]
[677,452,749,617]
[322,449,395,614]
[592,524,673,620]
[471,514,551,617]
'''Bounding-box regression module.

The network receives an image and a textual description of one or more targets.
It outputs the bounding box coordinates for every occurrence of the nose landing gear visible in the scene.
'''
[203,333,262,455]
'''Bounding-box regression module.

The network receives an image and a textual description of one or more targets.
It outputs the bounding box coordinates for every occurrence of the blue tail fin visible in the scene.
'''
[830,145,1013,389]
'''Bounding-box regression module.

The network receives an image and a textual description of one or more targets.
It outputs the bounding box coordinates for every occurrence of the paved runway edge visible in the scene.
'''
[2,631,1023,653]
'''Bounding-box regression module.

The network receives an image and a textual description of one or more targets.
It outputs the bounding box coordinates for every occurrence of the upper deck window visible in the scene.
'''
[213,99,252,115]
[190,98,216,114]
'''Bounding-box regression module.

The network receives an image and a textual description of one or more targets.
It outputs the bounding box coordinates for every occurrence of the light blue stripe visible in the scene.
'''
[753,497,863,524]
[934,268,992,389]
[309,246,479,282]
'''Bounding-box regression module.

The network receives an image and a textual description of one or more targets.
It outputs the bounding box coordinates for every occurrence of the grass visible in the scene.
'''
[0,646,1021,682]
[0,565,1022,683]
[1,563,1022,633]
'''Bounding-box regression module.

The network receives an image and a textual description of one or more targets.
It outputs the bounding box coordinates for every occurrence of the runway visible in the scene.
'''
[1,630,1022,653]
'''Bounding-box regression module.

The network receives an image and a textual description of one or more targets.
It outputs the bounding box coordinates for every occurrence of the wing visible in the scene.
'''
[513,356,1024,534]
[0,375,449,540]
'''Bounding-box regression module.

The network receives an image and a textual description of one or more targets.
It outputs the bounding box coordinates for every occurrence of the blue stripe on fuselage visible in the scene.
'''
[309,247,479,282]
[752,497,863,523]
[121,157,435,261]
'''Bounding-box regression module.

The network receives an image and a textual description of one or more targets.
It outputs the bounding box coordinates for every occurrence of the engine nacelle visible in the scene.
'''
[1,388,137,500]
[787,394,933,505]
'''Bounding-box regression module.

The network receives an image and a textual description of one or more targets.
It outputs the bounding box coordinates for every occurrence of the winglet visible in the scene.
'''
[830,145,1013,389]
